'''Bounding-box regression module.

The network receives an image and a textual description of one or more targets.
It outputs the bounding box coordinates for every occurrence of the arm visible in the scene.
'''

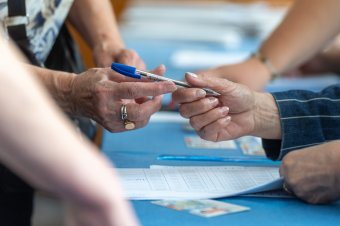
[67,0,145,68]
[199,0,340,90]
[289,35,340,75]
[259,0,340,74]
[173,75,340,205]
[280,140,340,204]
[26,64,176,133]
[263,84,340,160]
[172,73,340,159]
[0,42,138,226]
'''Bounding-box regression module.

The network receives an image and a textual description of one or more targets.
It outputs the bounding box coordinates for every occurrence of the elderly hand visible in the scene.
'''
[196,58,271,91]
[280,140,340,204]
[172,73,281,142]
[69,66,176,132]
[93,44,146,70]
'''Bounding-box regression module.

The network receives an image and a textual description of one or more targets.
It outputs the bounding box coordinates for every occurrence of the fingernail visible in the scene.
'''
[225,116,231,122]
[220,106,229,115]
[208,97,218,105]
[186,72,198,78]
[196,89,206,97]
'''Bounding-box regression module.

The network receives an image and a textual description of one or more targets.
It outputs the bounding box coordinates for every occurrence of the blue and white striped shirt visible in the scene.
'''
[263,84,340,160]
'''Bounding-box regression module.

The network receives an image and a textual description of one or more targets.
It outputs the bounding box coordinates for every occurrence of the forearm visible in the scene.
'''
[67,0,124,51]
[263,84,340,160]
[260,0,340,75]
[251,92,281,140]
[26,65,76,114]
[0,42,127,210]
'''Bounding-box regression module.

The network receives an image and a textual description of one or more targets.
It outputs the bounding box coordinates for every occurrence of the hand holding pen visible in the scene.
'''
[111,63,220,96]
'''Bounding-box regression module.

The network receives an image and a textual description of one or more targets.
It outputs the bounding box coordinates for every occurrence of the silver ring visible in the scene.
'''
[120,104,128,121]
[120,105,135,130]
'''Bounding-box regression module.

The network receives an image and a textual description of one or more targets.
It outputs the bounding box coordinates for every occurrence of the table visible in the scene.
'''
[103,5,340,223]
[102,117,340,226]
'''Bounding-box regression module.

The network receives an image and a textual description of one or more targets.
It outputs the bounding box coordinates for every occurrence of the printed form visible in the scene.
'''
[117,166,283,200]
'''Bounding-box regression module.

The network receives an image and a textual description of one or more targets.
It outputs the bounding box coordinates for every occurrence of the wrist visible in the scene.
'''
[251,92,281,139]
[53,72,77,114]
[249,51,279,81]
[245,57,272,82]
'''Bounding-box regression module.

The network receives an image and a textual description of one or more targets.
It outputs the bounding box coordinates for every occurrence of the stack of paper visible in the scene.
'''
[117,166,282,200]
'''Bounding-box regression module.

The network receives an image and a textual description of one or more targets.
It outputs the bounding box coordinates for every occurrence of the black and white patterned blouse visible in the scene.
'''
[0,0,73,63]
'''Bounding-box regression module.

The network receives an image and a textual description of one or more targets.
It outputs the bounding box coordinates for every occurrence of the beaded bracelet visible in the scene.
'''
[251,52,280,80]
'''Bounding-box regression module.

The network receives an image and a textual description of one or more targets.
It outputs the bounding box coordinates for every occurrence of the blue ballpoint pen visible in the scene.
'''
[111,62,220,96]
[157,155,276,163]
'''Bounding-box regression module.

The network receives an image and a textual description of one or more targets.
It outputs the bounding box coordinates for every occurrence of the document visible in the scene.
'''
[117,166,282,200]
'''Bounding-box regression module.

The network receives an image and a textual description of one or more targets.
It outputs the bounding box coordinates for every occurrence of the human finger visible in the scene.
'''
[197,116,232,142]
[179,97,219,118]
[116,49,146,70]
[172,88,207,104]
[184,72,236,95]
[190,106,229,131]
[114,81,176,99]
[124,95,163,122]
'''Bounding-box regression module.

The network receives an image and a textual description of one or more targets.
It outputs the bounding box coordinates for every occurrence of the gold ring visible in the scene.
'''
[124,120,136,130]
[120,105,135,130]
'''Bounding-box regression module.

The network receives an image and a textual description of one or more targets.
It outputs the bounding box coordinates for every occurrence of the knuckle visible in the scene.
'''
[281,156,293,171]
[132,106,144,121]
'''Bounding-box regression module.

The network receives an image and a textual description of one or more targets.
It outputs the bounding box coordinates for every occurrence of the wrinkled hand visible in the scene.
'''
[172,73,257,142]
[196,58,271,91]
[70,67,176,132]
[280,140,340,204]
[93,44,145,70]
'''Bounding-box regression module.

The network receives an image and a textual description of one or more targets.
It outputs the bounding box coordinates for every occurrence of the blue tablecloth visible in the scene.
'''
[102,119,340,226]
[102,35,340,225]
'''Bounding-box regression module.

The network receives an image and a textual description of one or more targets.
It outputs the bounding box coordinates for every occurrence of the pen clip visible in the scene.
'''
[111,62,141,79]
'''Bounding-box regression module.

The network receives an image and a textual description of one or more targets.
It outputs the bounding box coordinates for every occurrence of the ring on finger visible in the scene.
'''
[120,105,136,130]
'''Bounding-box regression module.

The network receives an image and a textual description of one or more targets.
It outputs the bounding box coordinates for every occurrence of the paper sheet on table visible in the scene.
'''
[117,166,283,200]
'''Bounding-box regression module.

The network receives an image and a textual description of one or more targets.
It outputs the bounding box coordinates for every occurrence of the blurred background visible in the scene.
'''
[72,0,292,71]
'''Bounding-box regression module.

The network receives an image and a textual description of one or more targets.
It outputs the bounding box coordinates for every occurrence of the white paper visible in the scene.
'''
[117,166,283,200]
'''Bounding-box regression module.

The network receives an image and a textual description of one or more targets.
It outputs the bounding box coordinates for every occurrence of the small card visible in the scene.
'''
[152,199,250,218]
[185,136,237,149]
[238,136,265,156]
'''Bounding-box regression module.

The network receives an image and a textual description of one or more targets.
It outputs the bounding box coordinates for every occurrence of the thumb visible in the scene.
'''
[185,72,235,95]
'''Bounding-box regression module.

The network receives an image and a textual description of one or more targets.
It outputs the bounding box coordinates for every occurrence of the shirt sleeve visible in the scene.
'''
[262,84,340,160]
